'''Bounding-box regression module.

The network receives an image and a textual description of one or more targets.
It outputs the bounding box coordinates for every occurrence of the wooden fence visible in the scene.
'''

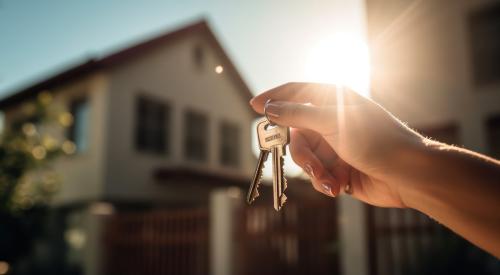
[234,200,340,275]
[103,208,209,275]
[366,206,446,275]
[102,198,339,275]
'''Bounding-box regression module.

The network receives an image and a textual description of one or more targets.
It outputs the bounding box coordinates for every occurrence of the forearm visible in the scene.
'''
[398,139,500,257]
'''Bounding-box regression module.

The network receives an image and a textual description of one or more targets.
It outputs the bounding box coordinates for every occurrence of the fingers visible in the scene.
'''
[250,82,337,113]
[290,129,340,197]
[264,101,337,134]
[250,82,368,114]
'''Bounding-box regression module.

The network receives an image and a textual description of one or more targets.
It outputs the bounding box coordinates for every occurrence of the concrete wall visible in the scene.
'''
[105,33,255,201]
[367,0,500,153]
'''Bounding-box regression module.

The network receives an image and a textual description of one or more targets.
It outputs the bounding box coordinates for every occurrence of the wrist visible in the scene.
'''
[390,135,440,210]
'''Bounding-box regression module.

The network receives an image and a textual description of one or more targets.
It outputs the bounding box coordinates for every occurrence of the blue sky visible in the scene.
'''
[0,0,366,97]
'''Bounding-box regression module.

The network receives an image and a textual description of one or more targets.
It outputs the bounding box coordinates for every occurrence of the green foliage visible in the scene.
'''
[0,91,78,266]
[0,91,74,213]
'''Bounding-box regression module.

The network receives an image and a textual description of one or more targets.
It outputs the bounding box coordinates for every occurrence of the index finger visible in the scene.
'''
[249,82,366,114]
[249,82,338,114]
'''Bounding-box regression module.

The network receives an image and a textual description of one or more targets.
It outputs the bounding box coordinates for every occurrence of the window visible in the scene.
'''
[419,124,460,145]
[468,3,500,86]
[487,115,500,158]
[135,95,169,154]
[193,44,205,70]
[219,121,240,167]
[184,110,208,161]
[68,98,90,153]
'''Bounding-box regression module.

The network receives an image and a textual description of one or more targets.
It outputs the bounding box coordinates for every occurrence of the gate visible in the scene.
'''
[103,208,209,275]
[234,199,340,275]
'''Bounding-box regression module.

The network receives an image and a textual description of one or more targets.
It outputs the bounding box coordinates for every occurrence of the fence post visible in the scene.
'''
[209,187,242,275]
[338,196,369,275]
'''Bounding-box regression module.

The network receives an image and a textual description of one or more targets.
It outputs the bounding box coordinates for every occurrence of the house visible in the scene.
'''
[365,0,500,274]
[0,20,350,275]
[0,20,259,274]
[0,20,257,205]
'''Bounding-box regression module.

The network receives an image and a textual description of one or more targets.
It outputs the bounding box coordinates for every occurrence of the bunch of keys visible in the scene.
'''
[247,117,290,211]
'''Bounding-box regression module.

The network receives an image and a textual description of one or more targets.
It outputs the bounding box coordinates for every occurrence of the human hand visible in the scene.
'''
[250,82,424,208]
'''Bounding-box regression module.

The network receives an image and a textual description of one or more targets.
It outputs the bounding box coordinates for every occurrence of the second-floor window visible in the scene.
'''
[487,115,500,159]
[468,3,500,86]
[184,110,208,162]
[135,95,169,154]
[68,98,90,153]
[219,121,240,167]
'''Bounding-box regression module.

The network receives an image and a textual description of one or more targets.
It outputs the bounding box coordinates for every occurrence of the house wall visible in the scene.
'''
[52,73,109,204]
[105,33,255,201]
[367,0,500,153]
[2,73,109,205]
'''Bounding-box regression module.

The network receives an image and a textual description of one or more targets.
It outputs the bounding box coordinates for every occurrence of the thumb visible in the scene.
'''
[265,101,334,134]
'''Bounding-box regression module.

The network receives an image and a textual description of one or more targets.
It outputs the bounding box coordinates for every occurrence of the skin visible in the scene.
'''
[250,82,500,258]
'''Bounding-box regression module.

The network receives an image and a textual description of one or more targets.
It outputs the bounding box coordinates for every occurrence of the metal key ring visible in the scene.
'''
[264,98,276,126]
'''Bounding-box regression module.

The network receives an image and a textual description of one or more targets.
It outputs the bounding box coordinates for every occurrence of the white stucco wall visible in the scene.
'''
[105,33,255,201]
[52,73,109,204]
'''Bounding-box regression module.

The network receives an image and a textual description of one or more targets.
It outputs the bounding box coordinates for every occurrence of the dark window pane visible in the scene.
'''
[68,98,90,152]
[135,95,169,154]
[193,44,205,69]
[220,121,240,167]
[487,115,500,158]
[468,3,500,86]
[184,111,208,161]
[419,124,460,145]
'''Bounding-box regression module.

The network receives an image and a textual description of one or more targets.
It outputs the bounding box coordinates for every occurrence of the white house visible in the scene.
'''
[0,20,356,275]
[1,20,259,205]
[0,20,262,274]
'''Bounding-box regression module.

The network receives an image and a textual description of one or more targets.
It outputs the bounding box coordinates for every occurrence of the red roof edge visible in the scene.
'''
[0,19,254,110]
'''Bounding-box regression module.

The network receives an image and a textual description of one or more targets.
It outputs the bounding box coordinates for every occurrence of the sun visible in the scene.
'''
[304,33,371,96]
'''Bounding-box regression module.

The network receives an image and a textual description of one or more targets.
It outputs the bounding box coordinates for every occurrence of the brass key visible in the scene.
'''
[247,117,290,211]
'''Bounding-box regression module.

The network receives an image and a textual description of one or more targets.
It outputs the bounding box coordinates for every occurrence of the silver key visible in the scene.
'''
[247,117,290,211]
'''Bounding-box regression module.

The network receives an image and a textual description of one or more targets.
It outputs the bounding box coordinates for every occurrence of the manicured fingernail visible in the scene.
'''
[249,98,256,106]
[264,100,282,118]
[322,183,334,197]
[345,183,352,194]
[304,163,315,178]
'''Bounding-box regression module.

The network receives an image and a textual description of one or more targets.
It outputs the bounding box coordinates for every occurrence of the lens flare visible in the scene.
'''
[305,33,371,96]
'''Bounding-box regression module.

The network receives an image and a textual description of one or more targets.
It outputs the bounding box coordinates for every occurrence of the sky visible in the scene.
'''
[0,0,367,97]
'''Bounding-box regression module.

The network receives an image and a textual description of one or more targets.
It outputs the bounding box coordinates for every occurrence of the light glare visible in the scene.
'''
[305,33,371,96]
[215,65,224,74]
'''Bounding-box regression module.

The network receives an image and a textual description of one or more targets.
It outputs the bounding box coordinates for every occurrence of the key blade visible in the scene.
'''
[279,151,288,208]
[280,193,287,206]
[247,150,269,204]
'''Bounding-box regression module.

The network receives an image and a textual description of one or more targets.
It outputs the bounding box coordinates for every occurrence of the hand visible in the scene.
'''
[250,82,423,208]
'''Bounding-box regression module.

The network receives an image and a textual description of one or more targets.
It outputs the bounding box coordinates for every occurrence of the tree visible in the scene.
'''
[0,91,74,266]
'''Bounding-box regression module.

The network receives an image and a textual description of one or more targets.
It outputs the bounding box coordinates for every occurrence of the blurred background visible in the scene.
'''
[0,0,499,275]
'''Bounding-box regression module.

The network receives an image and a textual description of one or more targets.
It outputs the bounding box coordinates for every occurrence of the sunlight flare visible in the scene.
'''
[305,33,371,96]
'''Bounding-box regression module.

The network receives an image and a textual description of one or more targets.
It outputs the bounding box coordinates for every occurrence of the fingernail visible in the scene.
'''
[249,98,256,106]
[265,101,282,118]
[345,183,352,194]
[304,163,315,178]
[322,183,334,197]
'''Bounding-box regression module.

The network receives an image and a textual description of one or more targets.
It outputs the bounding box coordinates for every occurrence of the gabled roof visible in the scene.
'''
[0,20,253,109]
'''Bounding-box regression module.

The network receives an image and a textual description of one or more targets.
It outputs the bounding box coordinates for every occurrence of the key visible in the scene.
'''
[272,145,287,211]
[247,118,272,204]
[247,149,269,204]
[246,117,290,211]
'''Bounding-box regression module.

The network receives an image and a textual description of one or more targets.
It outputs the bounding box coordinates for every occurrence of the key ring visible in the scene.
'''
[264,98,275,126]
